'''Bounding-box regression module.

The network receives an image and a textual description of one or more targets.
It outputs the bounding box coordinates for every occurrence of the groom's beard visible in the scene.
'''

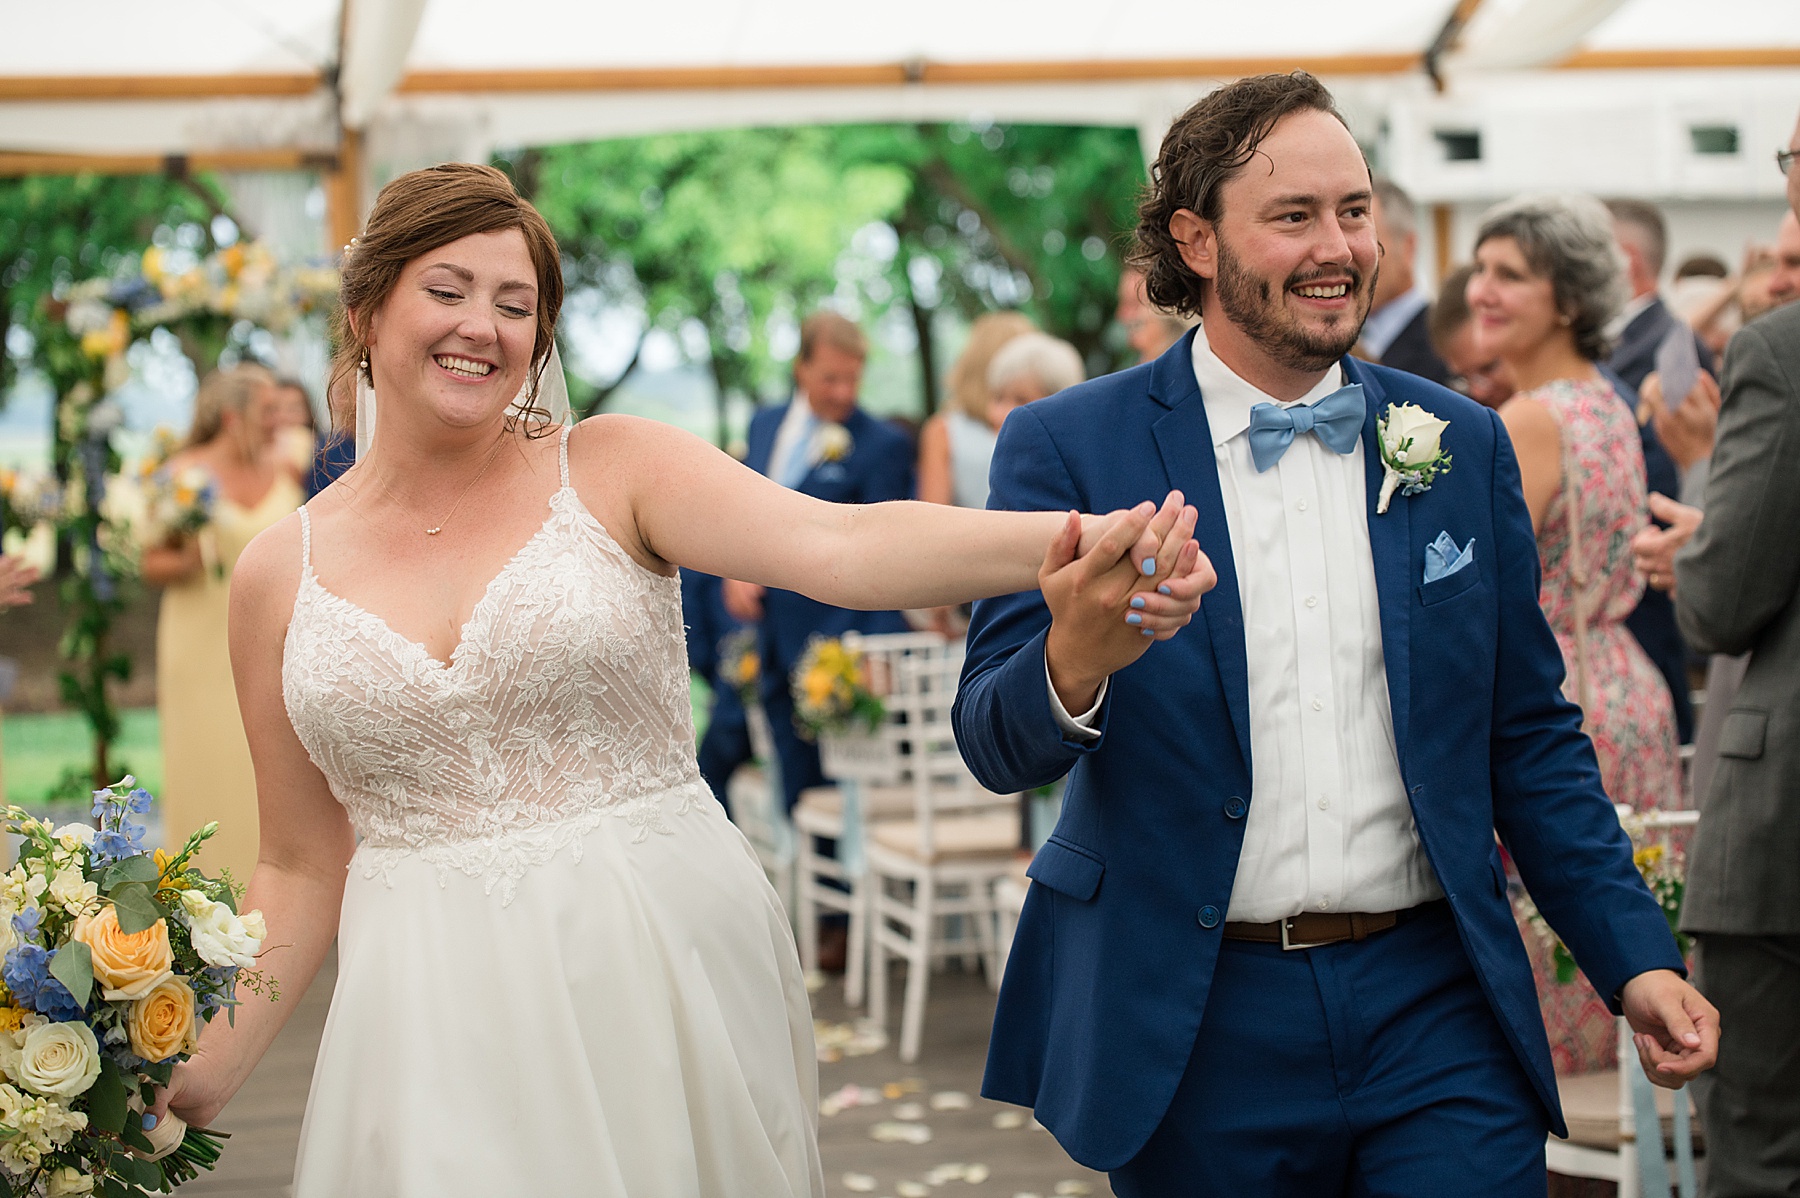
[1214,237,1375,373]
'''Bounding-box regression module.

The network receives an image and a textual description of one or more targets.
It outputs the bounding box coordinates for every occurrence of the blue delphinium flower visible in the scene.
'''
[127,788,153,815]
[4,944,86,1021]
[4,943,49,1007]
[12,907,42,945]
[91,826,144,866]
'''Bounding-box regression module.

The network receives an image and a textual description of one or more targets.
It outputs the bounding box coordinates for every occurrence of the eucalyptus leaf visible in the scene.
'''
[104,853,162,890]
[48,940,93,1009]
[120,1120,153,1154]
[110,882,165,935]
[86,1059,129,1134]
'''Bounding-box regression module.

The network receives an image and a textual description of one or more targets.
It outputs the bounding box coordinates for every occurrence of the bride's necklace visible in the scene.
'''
[397,433,509,536]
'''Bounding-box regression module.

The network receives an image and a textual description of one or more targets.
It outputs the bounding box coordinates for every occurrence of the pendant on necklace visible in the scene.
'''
[425,527,442,536]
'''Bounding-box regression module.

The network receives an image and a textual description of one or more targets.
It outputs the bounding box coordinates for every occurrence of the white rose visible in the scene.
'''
[44,869,98,918]
[1381,403,1450,467]
[15,1022,100,1100]
[46,1165,94,1196]
[179,891,265,969]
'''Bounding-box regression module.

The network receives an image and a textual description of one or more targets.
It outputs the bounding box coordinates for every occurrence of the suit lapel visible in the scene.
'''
[1148,333,1253,776]
[1346,359,1412,769]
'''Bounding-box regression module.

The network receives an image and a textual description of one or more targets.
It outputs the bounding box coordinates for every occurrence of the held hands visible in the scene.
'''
[1631,493,1703,596]
[1045,491,1215,713]
[1619,969,1720,1089]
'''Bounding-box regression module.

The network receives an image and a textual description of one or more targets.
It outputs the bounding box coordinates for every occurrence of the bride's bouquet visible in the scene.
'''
[0,778,270,1194]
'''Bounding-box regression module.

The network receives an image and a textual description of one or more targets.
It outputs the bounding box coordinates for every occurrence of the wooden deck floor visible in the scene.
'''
[170,954,1111,1197]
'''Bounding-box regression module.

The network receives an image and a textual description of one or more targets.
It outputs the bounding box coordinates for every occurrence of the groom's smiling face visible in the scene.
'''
[1171,108,1379,384]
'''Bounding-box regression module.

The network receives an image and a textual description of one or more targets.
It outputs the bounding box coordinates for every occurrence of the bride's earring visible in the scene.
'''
[360,348,370,375]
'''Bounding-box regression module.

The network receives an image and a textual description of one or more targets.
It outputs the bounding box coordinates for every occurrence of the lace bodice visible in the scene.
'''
[282,426,703,904]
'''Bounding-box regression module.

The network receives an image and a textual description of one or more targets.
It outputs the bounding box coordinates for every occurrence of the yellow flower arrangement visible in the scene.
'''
[717,629,761,704]
[1517,813,1689,984]
[789,636,885,739]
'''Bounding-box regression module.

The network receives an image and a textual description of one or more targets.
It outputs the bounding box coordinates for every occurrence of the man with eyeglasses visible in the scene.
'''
[1661,108,1800,1197]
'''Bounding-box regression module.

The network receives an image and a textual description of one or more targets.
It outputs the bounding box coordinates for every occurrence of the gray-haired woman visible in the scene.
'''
[1469,193,1681,1083]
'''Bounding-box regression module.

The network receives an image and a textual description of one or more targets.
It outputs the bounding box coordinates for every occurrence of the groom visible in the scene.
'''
[953,72,1717,1196]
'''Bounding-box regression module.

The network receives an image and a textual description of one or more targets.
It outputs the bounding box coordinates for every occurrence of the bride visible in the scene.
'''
[150,162,1210,1197]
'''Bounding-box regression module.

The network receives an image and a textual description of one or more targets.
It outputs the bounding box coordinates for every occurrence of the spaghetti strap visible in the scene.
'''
[559,423,573,488]
[297,505,312,575]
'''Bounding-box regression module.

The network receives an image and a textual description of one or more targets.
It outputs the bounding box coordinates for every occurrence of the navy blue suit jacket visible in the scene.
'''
[744,402,913,671]
[952,331,1685,1170]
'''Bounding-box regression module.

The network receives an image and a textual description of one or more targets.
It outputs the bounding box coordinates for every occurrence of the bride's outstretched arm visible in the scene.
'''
[149,516,357,1130]
[590,415,1201,614]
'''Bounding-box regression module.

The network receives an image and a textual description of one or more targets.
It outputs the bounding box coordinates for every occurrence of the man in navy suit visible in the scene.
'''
[724,311,914,812]
[953,72,1717,1196]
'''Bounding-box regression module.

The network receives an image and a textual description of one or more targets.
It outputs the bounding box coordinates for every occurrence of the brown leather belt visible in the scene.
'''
[1223,909,1401,950]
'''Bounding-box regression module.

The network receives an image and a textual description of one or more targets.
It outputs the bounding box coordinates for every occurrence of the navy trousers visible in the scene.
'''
[1110,902,1549,1198]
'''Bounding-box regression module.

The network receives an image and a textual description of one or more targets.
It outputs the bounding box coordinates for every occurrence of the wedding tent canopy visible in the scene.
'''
[3,0,1798,262]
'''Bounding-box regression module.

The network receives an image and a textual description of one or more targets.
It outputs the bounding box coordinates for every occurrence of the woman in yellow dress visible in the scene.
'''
[141,364,302,882]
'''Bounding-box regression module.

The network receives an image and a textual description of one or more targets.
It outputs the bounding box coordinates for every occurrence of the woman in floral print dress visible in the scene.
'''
[1470,194,1681,1077]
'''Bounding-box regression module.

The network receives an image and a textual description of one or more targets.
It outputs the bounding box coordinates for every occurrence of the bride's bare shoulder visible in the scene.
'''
[230,507,309,631]
[569,412,717,470]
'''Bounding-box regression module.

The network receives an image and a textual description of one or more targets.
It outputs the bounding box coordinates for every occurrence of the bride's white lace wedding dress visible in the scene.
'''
[279,426,823,1196]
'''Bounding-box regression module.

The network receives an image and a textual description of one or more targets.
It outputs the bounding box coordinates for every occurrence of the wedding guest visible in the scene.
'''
[958,73,1711,1198]
[986,331,1085,427]
[1472,195,1683,1081]
[1670,255,1738,359]
[1590,198,1697,742]
[724,311,915,812]
[308,378,356,494]
[1664,110,1800,1196]
[1767,208,1800,306]
[1606,199,1718,389]
[269,376,319,491]
[141,364,304,883]
[1116,265,1192,364]
[1428,262,1516,407]
[1360,176,1452,385]
[916,312,1035,510]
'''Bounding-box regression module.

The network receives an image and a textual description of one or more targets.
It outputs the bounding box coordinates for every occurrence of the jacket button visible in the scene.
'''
[1224,796,1247,820]
[1197,905,1221,928]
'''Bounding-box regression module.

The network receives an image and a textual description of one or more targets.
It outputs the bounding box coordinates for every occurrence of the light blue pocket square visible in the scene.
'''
[1423,531,1475,584]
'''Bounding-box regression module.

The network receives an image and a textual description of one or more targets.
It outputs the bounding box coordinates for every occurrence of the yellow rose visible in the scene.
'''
[70,907,173,1002]
[127,977,198,1064]
[0,1007,25,1036]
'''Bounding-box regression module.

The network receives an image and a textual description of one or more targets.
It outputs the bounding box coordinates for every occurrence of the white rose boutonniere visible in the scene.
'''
[1375,403,1452,514]
[812,423,853,464]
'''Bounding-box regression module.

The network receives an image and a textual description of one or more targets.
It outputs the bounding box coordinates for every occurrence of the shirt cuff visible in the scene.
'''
[1044,651,1107,741]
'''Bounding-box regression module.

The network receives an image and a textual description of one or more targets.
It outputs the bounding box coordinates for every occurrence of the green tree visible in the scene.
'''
[831,122,1146,411]
[510,130,908,444]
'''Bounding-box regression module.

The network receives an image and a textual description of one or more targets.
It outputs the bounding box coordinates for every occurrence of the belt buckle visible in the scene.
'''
[1279,917,1331,951]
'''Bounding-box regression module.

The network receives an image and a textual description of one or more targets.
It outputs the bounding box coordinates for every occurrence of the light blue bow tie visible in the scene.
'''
[1246,383,1366,473]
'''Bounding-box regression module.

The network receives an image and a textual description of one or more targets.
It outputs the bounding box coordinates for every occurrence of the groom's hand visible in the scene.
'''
[1043,492,1211,713]
[1620,969,1720,1088]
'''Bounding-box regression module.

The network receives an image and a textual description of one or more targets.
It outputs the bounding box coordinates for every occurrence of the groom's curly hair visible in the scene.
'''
[1131,72,1353,319]
[328,162,565,435]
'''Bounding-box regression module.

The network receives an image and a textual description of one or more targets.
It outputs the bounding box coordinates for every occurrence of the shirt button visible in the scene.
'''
[1305,595,1318,608]
[1311,697,1324,711]
[1297,498,1309,511]
[1318,898,1331,911]
[1197,905,1221,929]
[1318,796,1330,810]
[1224,796,1247,820]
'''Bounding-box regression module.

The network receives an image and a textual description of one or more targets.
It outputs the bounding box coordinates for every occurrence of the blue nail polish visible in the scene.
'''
[142,1113,158,1130]
[1141,558,1157,576]
[1126,612,1142,625]
[1130,595,1146,610]
[1157,584,1172,596]
[1142,628,1155,637]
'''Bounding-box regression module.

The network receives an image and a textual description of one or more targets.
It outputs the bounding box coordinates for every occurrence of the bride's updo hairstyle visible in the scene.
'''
[330,162,565,432]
